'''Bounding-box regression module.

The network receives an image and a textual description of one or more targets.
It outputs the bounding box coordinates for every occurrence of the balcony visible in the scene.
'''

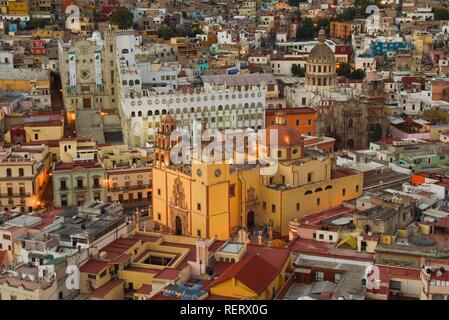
[0,193,31,198]
[109,184,151,192]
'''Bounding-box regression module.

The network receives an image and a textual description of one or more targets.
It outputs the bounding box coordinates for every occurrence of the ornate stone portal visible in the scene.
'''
[169,177,189,236]
[244,187,260,229]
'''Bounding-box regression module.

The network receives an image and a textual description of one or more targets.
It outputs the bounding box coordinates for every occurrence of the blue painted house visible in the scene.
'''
[371,40,411,55]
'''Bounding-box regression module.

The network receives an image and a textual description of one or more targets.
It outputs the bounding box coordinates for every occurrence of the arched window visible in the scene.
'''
[148,110,153,116]
[138,111,142,117]
[304,190,313,196]
[155,110,160,115]
[218,105,223,111]
[315,187,323,193]
[325,185,333,190]
[131,111,135,117]
[6,168,11,177]
[162,109,167,115]
[129,80,134,86]
[18,168,24,177]
[122,80,127,85]
[122,49,129,54]
[135,79,140,85]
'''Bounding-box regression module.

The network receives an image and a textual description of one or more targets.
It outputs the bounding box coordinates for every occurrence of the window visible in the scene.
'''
[157,213,161,220]
[312,233,316,239]
[3,234,10,240]
[197,229,202,237]
[100,270,107,278]
[356,185,359,192]
[263,201,267,210]
[329,235,333,241]
[77,179,83,189]
[18,168,24,177]
[93,178,100,187]
[296,203,300,211]
[319,234,324,240]
[277,150,282,158]
[307,172,312,182]
[10,295,17,300]
[335,273,341,283]
[197,203,201,211]
[272,204,276,213]
[34,133,39,140]
[315,271,324,281]
[157,189,161,196]
[317,198,320,206]
[342,188,346,196]
[61,195,68,207]
[229,184,235,197]
[296,119,300,126]
[389,280,401,291]
[6,169,11,177]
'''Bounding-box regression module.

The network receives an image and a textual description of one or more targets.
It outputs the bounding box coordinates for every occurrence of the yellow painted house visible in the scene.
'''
[209,252,291,300]
[7,0,29,15]
[152,113,363,240]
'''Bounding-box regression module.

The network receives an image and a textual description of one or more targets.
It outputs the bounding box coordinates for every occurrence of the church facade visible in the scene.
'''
[300,29,387,150]
[152,113,363,240]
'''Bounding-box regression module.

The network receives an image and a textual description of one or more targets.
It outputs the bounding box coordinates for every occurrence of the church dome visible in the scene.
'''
[266,112,303,148]
[307,29,335,65]
[305,28,336,91]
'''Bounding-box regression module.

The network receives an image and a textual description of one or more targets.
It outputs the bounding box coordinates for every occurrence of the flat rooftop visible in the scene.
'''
[0,68,49,81]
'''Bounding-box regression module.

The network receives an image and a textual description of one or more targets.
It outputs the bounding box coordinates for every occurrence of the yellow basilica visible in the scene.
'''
[152,113,363,240]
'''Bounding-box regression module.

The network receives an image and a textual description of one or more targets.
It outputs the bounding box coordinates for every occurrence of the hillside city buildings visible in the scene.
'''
[0,0,449,302]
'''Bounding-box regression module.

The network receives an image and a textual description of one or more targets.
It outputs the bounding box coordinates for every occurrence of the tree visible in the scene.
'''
[337,7,356,22]
[291,64,305,77]
[369,123,383,142]
[288,0,300,6]
[296,17,314,40]
[24,18,48,30]
[110,9,133,29]
[433,8,449,21]
[336,63,352,78]
[157,26,175,40]
[351,68,366,80]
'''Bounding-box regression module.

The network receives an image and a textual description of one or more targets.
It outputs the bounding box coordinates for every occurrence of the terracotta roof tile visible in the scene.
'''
[79,260,108,274]
[210,254,280,295]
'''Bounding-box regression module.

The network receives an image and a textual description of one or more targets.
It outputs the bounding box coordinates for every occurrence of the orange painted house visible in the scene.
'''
[265,108,317,137]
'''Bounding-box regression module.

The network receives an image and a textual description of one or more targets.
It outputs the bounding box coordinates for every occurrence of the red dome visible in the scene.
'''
[266,123,303,148]
[162,113,176,123]
[265,112,303,148]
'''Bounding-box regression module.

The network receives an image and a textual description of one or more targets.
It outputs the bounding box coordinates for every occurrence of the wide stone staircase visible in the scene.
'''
[76,109,105,144]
